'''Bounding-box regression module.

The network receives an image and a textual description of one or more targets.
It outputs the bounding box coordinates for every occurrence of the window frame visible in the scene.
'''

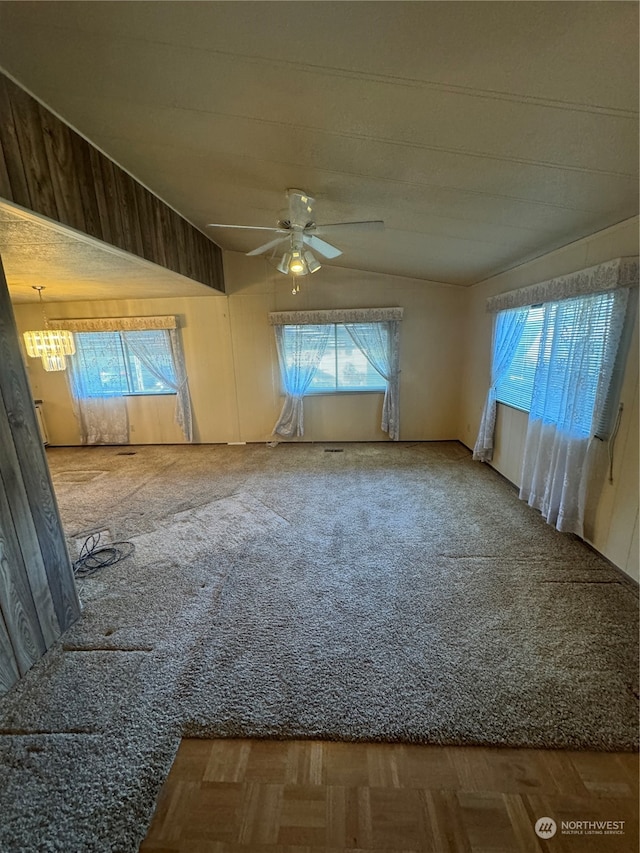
[494,292,618,434]
[282,322,388,396]
[72,330,177,398]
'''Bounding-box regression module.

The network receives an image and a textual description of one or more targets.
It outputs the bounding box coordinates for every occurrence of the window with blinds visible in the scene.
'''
[495,292,617,435]
[495,306,544,412]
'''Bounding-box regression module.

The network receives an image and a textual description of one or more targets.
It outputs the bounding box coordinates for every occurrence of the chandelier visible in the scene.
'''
[23,287,75,371]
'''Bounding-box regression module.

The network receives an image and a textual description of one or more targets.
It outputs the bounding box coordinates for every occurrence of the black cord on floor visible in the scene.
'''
[73,531,135,578]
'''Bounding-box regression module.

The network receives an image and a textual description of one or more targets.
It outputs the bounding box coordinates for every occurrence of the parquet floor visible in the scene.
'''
[140,739,638,852]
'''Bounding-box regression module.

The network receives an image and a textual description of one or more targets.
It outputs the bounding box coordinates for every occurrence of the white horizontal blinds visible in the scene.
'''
[530,293,615,438]
[495,306,544,411]
[594,286,638,439]
[496,292,619,435]
[304,324,387,393]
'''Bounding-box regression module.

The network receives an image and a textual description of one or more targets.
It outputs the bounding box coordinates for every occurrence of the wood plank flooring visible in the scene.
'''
[140,739,638,852]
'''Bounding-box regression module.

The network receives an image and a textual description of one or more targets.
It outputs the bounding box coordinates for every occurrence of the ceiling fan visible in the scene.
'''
[207,189,384,277]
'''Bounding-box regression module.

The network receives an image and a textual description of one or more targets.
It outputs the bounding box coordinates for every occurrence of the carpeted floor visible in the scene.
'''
[0,441,637,852]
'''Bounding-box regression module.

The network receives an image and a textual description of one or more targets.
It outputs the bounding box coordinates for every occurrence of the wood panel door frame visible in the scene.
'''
[0,253,80,694]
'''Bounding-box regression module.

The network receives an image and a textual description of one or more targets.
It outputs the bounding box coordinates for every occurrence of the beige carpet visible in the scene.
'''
[0,441,637,853]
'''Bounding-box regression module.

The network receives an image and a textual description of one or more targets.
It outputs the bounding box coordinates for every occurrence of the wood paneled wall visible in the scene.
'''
[0,72,225,293]
[0,256,80,695]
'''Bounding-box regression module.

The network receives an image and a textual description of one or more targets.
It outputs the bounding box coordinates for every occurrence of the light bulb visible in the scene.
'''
[288,249,306,275]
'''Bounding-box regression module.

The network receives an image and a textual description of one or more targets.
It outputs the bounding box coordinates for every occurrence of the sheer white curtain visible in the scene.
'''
[67,335,129,445]
[343,320,401,440]
[122,329,193,442]
[520,288,632,536]
[473,307,528,462]
[273,324,331,437]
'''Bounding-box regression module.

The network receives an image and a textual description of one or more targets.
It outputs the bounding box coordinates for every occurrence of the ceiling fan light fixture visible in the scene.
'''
[288,249,306,275]
[277,251,292,274]
[304,251,321,274]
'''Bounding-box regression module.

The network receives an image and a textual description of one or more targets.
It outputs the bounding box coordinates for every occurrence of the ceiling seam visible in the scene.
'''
[67,94,637,181]
[176,46,640,119]
[10,22,636,118]
[103,136,618,218]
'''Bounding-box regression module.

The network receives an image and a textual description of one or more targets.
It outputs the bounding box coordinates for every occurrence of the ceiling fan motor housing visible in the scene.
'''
[277,218,316,232]
[286,189,317,229]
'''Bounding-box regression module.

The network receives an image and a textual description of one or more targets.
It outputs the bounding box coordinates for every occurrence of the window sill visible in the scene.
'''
[496,400,530,415]
[304,390,386,397]
[80,392,176,399]
[123,392,177,397]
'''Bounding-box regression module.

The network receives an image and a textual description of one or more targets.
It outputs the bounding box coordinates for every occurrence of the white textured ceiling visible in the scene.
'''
[0,202,219,303]
[0,1,638,288]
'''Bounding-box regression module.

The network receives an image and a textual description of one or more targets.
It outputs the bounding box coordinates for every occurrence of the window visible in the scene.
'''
[495,292,617,434]
[282,323,387,393]
[73,330,176,397]
[495,306,544,412]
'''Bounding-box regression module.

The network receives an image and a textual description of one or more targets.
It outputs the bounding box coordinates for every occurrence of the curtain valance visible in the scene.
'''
[486,257,639,314]
[51,315,178,332]
[268,307,403,325]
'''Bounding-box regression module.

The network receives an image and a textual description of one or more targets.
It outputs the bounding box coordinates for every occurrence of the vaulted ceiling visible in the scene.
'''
[0,1,638,289]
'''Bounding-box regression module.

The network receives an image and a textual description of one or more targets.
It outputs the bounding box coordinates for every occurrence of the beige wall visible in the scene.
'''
[225,254,466,442]
[15,293,239,445]
[12,256,466,447]
[459,217,639,580]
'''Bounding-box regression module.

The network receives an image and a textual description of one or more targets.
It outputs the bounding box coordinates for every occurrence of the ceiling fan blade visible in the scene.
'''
[206,223,284,232]
[303,234,343,259]
[246,236,289,257]
[314,220,384,233]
